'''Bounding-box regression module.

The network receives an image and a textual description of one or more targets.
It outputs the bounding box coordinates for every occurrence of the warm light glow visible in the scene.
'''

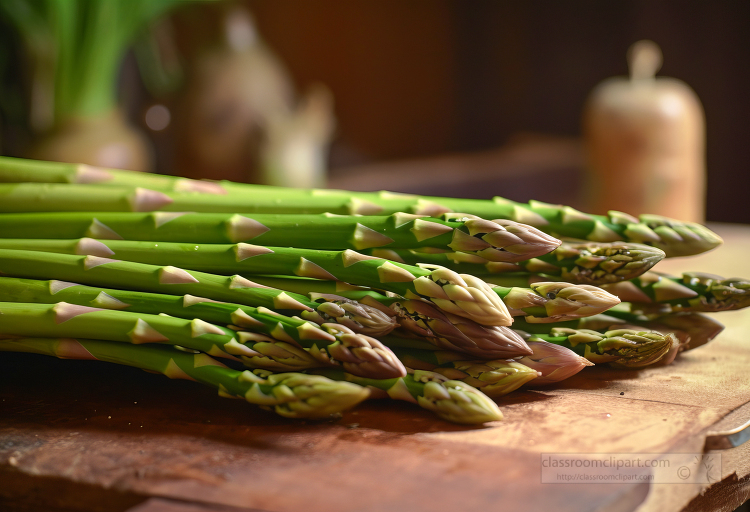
[145,104,171,131]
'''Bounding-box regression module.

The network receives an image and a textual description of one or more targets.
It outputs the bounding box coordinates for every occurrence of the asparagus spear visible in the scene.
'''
[513,325,678,368]
[386,300,531,358]
[509,308,724,356]
[590,307,725,354]
[0,276,347,345]
[542,242,666,284]
[0,180,721,256]
[381,334,591,386]
[515,341,594,386]
[0,336,369,419]
[388,348,540,398]
[0,249,398,337]
[0,276,407,372]
[0,211,561,262]
[236,275,533,359]
[0,301,245,359]
[310,368,503,424]
[0,156,227,194]
[0,301,405,379]
[634,312,724,353]
[490,281,620,323]
[371,241,666,286]
[600,271,750,314]
[0,241,512,327]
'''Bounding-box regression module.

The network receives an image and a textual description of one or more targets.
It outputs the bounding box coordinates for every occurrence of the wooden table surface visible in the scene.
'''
[1,223,749,512]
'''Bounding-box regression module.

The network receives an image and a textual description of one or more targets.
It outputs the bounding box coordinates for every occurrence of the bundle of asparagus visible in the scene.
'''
[0,156,740,425]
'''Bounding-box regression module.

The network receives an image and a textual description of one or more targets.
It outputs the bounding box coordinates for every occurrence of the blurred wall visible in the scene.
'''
[1,1,748,223]
[242,0,750,223]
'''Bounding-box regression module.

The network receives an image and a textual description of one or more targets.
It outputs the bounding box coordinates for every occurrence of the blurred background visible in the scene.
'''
[1,0,748,223]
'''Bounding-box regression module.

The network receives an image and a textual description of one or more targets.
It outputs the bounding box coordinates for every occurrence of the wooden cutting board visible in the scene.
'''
[1,223,749,512]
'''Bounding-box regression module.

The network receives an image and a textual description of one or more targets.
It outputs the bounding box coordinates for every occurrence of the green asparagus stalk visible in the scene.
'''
[0,301,405,378]
[0,241,512,327]
[371,241,666,286]
[0,276,406,370]
[380,333,591,385]
[636,312,724,353]
[513,325,678,368]
[600,271,750,314]
[0,183,182,213]
[589,307,725,353]
[490,281,620,323]
[0,301,246,359]
[0,156,227,193]
[235,275,533,359]
[514,341,594,386]
[0,178,721,256]
[0,249,398,337]
[0,276,341,345]
[388,348,540,398]
[0,336,369,419]
[309,368,503,424]
[386,300,531,358]
[0,211,561,262]
[508,308,724,355]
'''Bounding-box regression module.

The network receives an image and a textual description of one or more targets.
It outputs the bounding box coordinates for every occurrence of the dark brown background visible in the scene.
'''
[2,1,749,223]
[239,0,750,224]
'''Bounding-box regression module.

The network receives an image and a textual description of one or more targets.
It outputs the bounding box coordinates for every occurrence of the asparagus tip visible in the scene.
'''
[415,374,503,424]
